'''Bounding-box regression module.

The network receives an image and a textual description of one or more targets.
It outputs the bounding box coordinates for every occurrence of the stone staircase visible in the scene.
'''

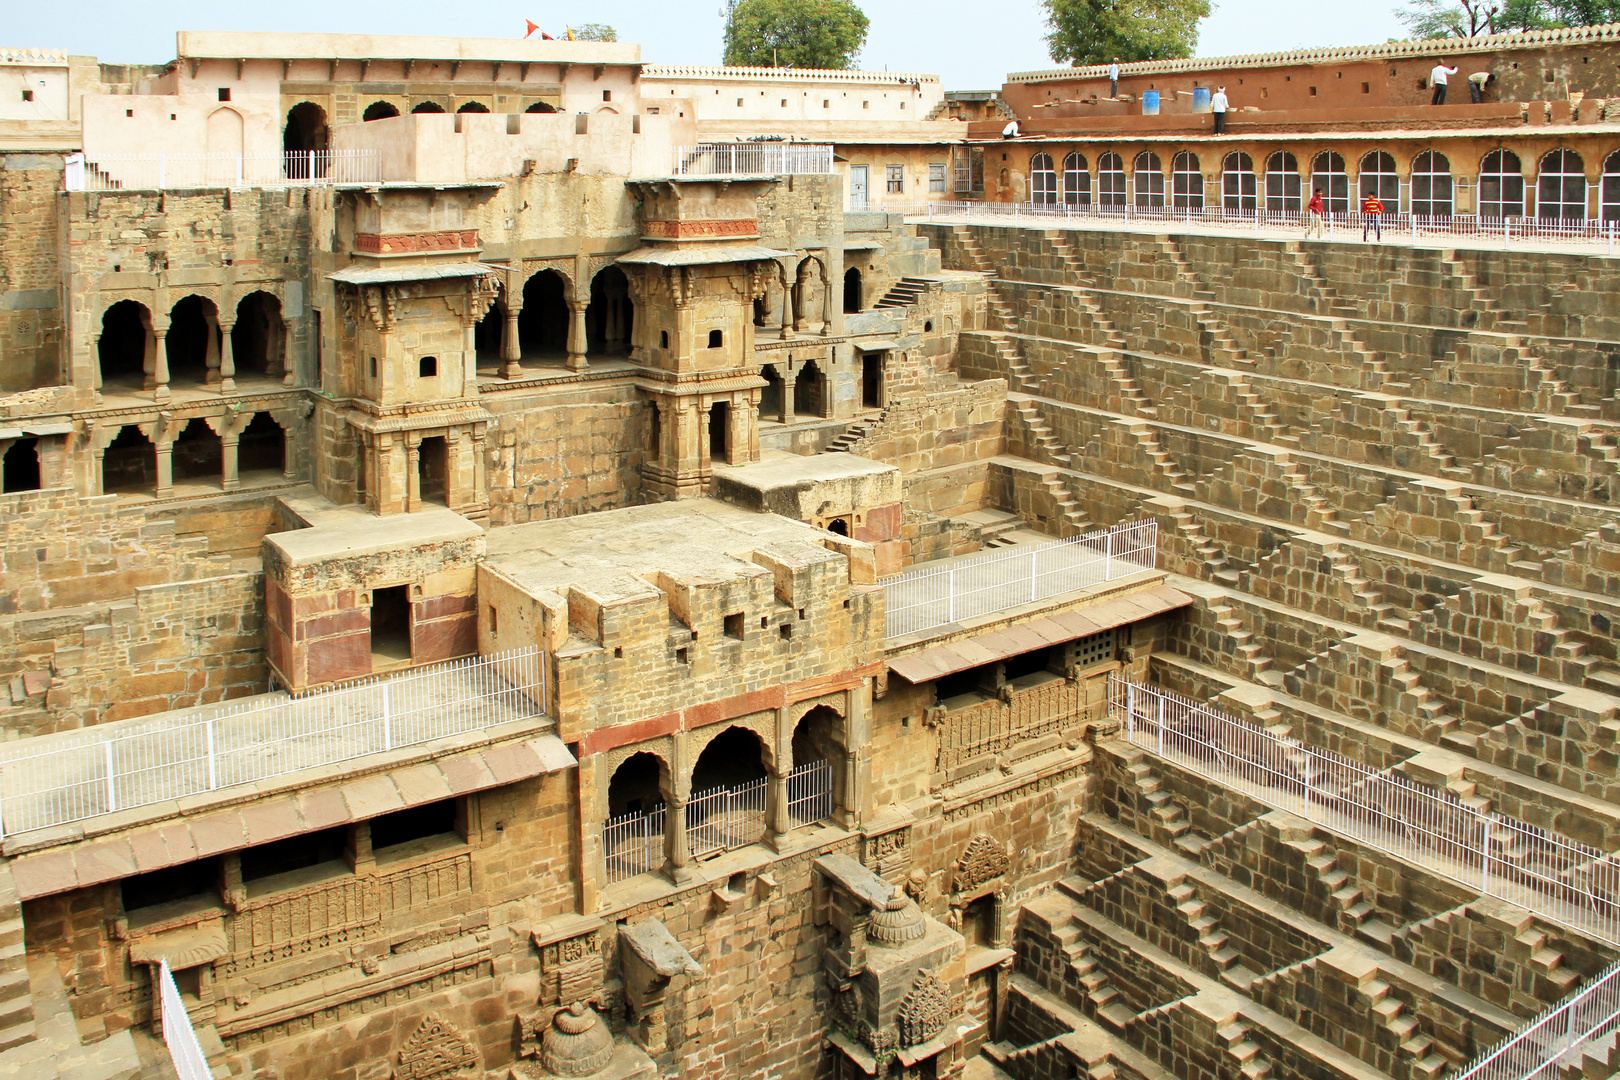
[1168,882,1249,987]
[1009,395,1071,467]
[1118,751,1198,853]
[873,276,932,309]
[1361,976,1451,1080]
[826,411,885,452]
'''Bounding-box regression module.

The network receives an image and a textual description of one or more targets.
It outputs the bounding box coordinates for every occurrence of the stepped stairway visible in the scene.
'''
[873,276,932,309]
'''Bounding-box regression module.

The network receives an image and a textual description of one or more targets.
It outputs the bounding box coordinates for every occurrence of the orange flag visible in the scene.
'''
[523,19,539,38]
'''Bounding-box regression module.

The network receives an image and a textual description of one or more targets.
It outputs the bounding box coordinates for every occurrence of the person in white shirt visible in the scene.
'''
[1431,61,1459,105]
[1109,59,1121,99]
[1210,86,1229,134]
[1002,119,1020,139]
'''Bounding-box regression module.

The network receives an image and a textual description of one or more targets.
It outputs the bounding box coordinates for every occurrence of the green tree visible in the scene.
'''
[722,0,870,69]
[1392,0,1564,37]
[1042,0,1212,66]
[572,23,618,41]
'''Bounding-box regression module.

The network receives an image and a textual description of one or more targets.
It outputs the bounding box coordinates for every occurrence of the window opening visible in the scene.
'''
[1029,152,1057,205]
[1063,152,1090,206]
[371,799,459,851]
[1171,151,1203,209]
[370,584,412,664]
[1222,151,1257,211]
[1266,151,1302,214]
[417,435,449,506]
[1480,149,1525,218]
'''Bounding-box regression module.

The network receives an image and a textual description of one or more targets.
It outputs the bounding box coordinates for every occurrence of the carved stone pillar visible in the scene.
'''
[821,274,834,337]
[204,312,221,385]
[217,319,236,393]
[154,439,173,498]
[782,364,797,426]
[152,326,171,402]
[472,428,487,505]
[663,795,692,885]
[142,324,157,391]
[405,436,421,513]
[764,761,791,853]
[502,305,522,379]
[91,333,103,396]
[281,318,298,386]
[221,432,240,490]
[567,300,589,371]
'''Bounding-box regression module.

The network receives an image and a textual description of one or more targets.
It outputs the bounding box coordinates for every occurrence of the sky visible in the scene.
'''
[10,0,1411,90]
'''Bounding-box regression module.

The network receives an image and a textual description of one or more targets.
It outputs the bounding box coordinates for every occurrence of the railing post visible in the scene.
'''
[382,683,392,750]
[1029,544,1038,604]
[1126,680,1137,742]
[206,719,217,790]
[1156,693,1164,756]
[104,740,117,812]
[1105,524,1115,579]
[1481,811,1492,894]
[947,564,956,625]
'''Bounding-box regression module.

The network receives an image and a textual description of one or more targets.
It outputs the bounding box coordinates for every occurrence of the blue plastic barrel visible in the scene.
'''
[1192,87,1211,113]
[1142,90,1160,115]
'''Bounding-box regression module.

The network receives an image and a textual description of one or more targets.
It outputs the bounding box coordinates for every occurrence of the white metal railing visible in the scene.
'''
[601,759,833,884]
[0,647,548,837]
[786,758,835,824]
[1110,676,1620,947]
[158,960,211,1080]
[673,142,834,176]
[881,520,1158,638]
[65,150,382,191]
[1457,960,1620,1080]
[920,196,1620,255]
[603,804,666,884]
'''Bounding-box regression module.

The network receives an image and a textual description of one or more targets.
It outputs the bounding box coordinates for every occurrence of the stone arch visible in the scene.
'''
[363,101,400,122]
[793,358,826,419]
[411,101,446,114]
[790,705,845,821]
[239,412,287,476]
[758,364,783,420]
[608,751,670,818]
[456,101,490,114]
[172,417,223,487]
[586,265,633,355]
[232,291,284,379]
[205,107,243,157]
[690,721,775,788]
[1,438,41,493]
[283,101,328,178]
[843,266,862,313]
[103,425,156,495]
[791,255,827,328]
[98,299,152,388]
[166,295,220,386]
[519,267,571,356]
[525,101,558,113]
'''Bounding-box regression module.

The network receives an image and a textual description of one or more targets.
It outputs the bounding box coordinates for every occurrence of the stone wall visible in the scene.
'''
[0,155,63,393]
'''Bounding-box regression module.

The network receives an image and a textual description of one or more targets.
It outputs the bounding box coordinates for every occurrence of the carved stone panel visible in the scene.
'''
[394,1013,479,1080]
[953,834,1010,896]
[896,971,949,1047]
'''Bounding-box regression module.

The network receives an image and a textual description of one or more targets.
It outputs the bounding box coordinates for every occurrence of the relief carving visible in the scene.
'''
[953,834,1010,895]
[895,970,948,1047]
[394,1013,479,1080]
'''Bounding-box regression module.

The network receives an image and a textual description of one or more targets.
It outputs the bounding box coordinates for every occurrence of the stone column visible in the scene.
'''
[142,325,157,391]
[502,305,523,379]
[763,759,792,853]
[371,437,390,513]
[471,428,487,507]
[204,312,221,385]
[221,431,240,490]
[152,325,171,403]
[282,318,298,386]
[789,274,803,335]
[405,436,421,512]
[728,395,749,465]
[782,364,797,425]
[91,334,102,395]
[821,274,834,337]
[217,319,236,393]
[566,300,589,371]
[663,795,693,884]
[779,276,793,340]
[697,400,712,474]
[154,438,174,498]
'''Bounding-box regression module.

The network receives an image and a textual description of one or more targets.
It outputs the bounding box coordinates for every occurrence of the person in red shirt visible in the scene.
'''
[1305,188,1325,239]
[1361,192,1384,241]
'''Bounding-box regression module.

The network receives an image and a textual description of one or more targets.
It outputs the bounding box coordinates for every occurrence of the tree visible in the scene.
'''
[1042,0,1212,66]
[722,0,870,70]
[572,24,617,41]
[1396,0,1503,37]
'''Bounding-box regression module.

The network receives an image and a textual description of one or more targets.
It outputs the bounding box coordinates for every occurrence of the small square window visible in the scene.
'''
[862,100,869,109]
[886,164,904,193]
[21,90,34,103]
[675,647,689,664]
[823,99,830,108]
[708,329,723,348]
[602,89,612,102]
[779,624,792,641]
[723,612,744,639]
[125,109,133,117]
[218,88,231,101]
[370,357,378,378]
[419,355,437,378]
[488,606,498,633]
[780,99,787,107]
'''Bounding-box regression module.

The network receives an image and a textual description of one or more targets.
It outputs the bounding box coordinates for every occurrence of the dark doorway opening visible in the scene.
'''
[519,270,568,356]
[2,439,41,493]
[862,354,882,408]
[525,101,558,113]
[283,102,329,177]
[964,893,997,949]
[690,726,767,794]
[166,296,215,386]
[844,267,862,313]
[370,584,411,664]
[418,435,449,506]
[456,101,490,113]
[410,101,446,114]
[239,413,286,476]
[474,297,505,365]
[758,365,783,420]
[103,426,155,495]
[99,300,149,387]
[372,800,459,851]
[608,753,666,818]
[587,266,633,355]
[794,360,825,418]
[827,518,849,536]
[233,292,283,378]
[173,418,222,487]
[362,101,399,121]
[708,402,729,462]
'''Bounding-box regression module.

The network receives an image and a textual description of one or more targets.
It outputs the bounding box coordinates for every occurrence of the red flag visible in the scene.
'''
[523,19,539,38]
[541,31,554,39]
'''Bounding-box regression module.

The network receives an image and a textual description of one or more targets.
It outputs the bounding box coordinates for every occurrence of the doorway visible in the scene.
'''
[370,585,412,666]
[849,164,868,209]
[861,353,883,409]
[418,436,448,506]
